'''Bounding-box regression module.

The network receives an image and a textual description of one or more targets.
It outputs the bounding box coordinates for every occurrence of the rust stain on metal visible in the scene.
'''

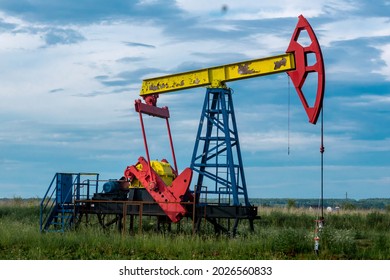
[274,57,287,70]
[149,83,169,91]
[171,80,185,88]
[193,78,200,85]
[237,63,258,75]
[149,84,159,91]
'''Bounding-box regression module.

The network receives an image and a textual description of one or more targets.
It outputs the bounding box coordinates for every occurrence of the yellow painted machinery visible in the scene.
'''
[130,160,176,188]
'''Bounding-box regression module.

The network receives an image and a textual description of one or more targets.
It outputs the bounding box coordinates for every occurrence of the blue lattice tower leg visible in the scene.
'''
[190,88,250,207]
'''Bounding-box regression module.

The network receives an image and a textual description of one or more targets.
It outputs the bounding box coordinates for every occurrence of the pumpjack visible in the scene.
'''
[40,15,325,235]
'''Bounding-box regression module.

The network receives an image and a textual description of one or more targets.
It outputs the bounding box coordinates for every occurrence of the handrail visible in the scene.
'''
[39,173,58,232]
[40,172,100,232]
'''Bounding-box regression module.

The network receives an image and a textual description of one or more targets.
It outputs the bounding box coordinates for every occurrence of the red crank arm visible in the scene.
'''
[286,15,325,124]
[124,157,191,223]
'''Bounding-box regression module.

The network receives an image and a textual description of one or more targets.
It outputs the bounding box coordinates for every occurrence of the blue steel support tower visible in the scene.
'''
[190,87,250,207]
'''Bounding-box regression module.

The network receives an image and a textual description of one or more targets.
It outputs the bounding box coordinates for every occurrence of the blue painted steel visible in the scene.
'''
[190,88,250,207]
[40,172,100,232]
[56,173,73,204]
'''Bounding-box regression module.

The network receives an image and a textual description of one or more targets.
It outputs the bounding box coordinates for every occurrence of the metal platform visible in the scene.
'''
[41,173,259,235]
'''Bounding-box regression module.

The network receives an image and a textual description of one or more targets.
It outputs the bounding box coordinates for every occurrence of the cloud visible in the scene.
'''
[0,14,85,48]
[49,88,65,94]
[245,165,390,199]
[100,79,132,87]
[95,67,164,89]
[326,135,390,156]
[42,27,85,46]
[322,39,389,83]
[175,0,357,19]
[241,130,318,153]
[0,0,389,199]
[0,17,17,31]
[347,94,390,108]
[116,56,147,63]
[320,17,390,47]
[123,41,156,48]
[0,0,182,24]
[373,43,390,80]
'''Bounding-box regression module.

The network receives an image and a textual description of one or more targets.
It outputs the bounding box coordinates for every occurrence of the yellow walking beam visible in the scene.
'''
[140,53,295,96]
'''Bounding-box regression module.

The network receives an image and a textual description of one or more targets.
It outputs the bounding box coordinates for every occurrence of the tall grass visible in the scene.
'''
[1,201,390,260]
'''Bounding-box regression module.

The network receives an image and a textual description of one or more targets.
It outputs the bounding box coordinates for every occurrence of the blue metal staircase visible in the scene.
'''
[40,172,99,232]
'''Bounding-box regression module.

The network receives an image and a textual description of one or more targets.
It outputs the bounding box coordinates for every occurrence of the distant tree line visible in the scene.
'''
[250,198,390,210]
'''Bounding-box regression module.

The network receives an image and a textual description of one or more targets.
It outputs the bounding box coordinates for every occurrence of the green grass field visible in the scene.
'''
[1,199,390,260]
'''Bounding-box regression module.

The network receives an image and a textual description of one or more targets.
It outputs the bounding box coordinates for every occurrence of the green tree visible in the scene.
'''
[287,199,296,209]
[342,202,356,210]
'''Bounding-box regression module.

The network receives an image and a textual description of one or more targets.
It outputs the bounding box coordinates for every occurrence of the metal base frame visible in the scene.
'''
[74,189,258,236]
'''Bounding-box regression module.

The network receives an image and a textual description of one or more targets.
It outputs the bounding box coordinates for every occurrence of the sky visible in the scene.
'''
[0,0,389,200]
